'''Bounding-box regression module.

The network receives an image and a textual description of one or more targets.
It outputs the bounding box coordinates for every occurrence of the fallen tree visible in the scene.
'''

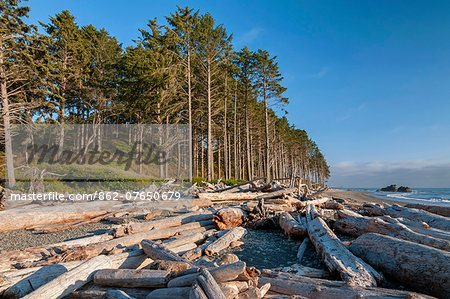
[334,209,450,250]
[307,216,383,287]
[348,233,450,298]
[363,203,450,231]
[259,271,435,298]
[404,203,450,217]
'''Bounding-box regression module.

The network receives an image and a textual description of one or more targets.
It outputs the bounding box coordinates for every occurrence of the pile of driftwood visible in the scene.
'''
[0,178,448,298]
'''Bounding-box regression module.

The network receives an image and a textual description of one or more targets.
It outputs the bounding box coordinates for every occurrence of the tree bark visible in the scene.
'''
[0,47,15,187]
[207,60,213,181]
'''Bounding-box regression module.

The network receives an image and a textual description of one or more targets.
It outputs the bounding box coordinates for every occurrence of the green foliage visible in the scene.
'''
[1,4,330,191]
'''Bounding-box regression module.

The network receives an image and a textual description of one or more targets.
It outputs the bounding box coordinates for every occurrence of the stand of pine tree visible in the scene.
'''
[0,2,330,190]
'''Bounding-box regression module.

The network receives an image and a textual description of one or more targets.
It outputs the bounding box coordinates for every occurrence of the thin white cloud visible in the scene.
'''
[312,67,328,78]
[336,103,366,121]
[236,28,263,46]
[329,160,450,188]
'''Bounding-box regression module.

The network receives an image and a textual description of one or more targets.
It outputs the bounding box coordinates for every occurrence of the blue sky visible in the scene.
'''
[26,0,450,187]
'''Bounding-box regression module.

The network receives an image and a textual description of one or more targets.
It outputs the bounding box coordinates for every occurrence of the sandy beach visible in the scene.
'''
[324,188,407,206]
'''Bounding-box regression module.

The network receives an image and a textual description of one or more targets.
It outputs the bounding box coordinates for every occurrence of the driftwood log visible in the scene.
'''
[167,261,246,287]
[259,271,434,298]
[278,212,306,239]
[114,211,213,237]
[141,240,191,264]
[334,209,450,250]
[17,221,205,268]
[190,281,208,299]
[348,233,450,298]
[212,207,245,230]
[197,268,227,299]
[93,269,172,288]
[204,227,247,256]
[67,285,151,299]
[197,192,265,202]
[307,216,383,287]
[0,201,121,232]
[145,287,190,299]
[147,260,192,273]
[363,203,450,231]
[292,197,329,209]
[1,250,150,297]
[404,203,450,217]
[22,255,113,299]
[30,211,116,233]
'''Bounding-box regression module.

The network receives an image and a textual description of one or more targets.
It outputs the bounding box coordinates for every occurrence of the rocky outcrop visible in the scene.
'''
[378,185,397,192]
[397,186,412,192]
[377,185,412,193]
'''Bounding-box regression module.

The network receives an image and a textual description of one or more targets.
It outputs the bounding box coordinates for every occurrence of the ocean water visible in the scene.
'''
[345,188,450,207]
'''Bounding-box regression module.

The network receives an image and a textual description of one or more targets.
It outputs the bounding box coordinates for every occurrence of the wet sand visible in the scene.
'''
[324,188,406,206]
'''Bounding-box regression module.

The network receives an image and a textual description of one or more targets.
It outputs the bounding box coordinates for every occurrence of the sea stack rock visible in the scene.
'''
[397,186,412,193]
[379,185,397,192]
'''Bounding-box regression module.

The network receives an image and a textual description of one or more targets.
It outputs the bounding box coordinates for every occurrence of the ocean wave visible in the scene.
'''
[366,190,450,206]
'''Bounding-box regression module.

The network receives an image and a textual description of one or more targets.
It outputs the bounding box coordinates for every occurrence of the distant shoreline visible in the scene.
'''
[324,188,406,206]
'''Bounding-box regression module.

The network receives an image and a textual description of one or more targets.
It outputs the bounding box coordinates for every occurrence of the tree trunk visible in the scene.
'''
[0,49,15,188]
[234,85,238,179]
[263,76,270,183]
[307,216,382,287]
[244,83,251,180]
[207,60,213,181]
[349,233,450,298]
